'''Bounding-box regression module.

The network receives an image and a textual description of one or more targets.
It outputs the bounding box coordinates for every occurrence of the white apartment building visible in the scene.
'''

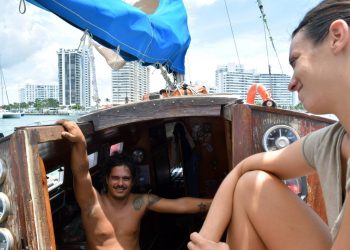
[215,64,256,98]
[111,61,150,104]
[257,74,293,107]
[215,64,293,107]
[57,48,91,108]
[19,84,59,103]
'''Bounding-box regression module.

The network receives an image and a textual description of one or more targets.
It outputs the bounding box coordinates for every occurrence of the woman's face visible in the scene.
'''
[288,30,335,114]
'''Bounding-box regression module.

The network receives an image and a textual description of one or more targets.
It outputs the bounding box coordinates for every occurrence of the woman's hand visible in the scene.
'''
[187,232,230,250]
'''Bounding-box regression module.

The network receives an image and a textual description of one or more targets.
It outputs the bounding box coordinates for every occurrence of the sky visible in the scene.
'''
[0,0,321,105]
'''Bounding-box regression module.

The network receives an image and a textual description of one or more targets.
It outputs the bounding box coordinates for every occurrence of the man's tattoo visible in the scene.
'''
[133,195,144,210]
[198,202,208,212]
[148,194,161,207]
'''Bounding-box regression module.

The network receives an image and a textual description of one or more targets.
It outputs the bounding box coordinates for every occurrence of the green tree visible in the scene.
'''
[34,99,43,111]
[71,103,81,110]
[20,102,29,110]
[46,98,59,108]
[28,101,34,108]
[294,103,304,110]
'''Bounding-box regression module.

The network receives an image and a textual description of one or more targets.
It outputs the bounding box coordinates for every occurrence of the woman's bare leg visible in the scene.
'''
[227,170,332,250]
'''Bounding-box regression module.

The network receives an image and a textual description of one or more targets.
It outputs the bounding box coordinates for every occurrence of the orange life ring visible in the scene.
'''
[246,83,272,104]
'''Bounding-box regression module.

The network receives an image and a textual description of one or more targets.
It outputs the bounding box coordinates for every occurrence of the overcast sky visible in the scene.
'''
[0,0,320,105]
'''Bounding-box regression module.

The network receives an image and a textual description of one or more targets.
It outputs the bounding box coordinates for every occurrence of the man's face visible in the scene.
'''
[106,165,133,199]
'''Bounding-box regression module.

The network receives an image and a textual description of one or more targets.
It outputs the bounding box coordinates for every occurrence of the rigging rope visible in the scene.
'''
[223,0,241,66]
[19,0,27,14]
[256,0,284,74]
[262,20,273,97]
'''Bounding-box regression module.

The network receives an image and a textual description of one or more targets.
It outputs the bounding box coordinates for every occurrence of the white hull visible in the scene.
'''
[0,112,21,119]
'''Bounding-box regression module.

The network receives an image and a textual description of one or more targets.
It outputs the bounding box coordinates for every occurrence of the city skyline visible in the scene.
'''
[215,63,293,106]
[1,0,321,105]
[14,60,293,107]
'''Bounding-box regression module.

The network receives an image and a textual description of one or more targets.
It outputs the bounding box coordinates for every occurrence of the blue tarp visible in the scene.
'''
[26,0,190,74]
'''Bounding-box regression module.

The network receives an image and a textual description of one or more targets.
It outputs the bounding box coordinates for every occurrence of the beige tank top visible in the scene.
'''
[302,122,350,239]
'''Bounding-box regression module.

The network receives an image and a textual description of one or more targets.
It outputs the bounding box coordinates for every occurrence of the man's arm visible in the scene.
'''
[58,120,98,211]
[147,194,212,214]
[59,120,123,249]
[199,138,316,242]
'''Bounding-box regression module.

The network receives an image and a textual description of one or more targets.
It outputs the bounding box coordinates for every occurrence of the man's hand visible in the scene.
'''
[57,120,86,145]
[187,232,229,250]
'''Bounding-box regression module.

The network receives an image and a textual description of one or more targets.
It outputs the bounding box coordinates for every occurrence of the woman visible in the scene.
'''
[188,0,350,249]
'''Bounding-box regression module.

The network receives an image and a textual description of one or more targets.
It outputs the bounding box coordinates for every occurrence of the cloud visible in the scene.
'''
[184,0,218,8]
[0,2,49,68]
[185,30,293,89]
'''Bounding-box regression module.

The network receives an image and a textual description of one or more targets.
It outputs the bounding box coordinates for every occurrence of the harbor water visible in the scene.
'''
[0,115,78,137]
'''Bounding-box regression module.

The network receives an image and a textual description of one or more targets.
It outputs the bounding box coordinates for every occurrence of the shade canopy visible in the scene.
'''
[26,0,191,74]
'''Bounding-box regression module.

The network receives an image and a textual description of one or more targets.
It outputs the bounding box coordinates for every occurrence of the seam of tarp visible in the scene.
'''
[49,0,169,62]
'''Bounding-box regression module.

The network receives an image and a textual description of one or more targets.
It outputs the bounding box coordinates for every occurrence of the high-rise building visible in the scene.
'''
[19,84,59,103]
[111,61,150,104]
[257,74,293,107]
[215,64,256,98]
[215,63,293,106]
[57,48,91,108]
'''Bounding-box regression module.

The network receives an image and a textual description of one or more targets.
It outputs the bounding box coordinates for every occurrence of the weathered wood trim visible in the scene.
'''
[17,122,94,144]
[10,129,57,249]
[79,96,241,130]
[224,121,232,170]
[39,157,56,247]
[231,104,253,166]
[249,104,336,123]
[1,136,26,249]
[25,129,56,249]
[10,131,35,249]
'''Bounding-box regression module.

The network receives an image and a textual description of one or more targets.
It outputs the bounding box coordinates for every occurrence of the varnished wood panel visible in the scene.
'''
[229,104,332,223]
[79,96,241,131]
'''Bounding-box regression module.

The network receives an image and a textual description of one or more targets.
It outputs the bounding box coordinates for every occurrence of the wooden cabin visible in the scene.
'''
[0,95,333,249]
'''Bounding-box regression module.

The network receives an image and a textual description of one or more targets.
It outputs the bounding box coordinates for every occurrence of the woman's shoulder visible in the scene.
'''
[306,122,343,143]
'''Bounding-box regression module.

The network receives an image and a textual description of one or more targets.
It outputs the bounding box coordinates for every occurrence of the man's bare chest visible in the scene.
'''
[105,203,146,235]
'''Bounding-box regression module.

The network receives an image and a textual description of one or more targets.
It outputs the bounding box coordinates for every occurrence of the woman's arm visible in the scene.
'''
[199,139,316,241]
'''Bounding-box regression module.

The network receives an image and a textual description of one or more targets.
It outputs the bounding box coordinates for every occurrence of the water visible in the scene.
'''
[0,115,78,137]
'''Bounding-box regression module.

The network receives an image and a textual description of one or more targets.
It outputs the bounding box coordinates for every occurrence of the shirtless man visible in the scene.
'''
[59,120,212,250]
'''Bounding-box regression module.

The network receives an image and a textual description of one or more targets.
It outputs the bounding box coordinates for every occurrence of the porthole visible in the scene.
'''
[0,159,8,185]
[0,193,10,223]
[0,228,14,250]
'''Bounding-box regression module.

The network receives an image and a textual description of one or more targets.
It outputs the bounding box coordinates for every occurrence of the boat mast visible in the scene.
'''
[256,0,284,98]
[0,63,10,107]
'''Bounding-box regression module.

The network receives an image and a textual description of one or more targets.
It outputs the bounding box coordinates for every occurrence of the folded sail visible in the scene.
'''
[26,0,190,74]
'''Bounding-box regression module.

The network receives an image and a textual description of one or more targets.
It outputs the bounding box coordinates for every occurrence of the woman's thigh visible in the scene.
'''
[227,170,332,250]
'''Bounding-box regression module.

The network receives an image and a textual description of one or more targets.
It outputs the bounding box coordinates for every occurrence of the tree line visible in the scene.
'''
[1,98,59,111]
[1,98,83,111]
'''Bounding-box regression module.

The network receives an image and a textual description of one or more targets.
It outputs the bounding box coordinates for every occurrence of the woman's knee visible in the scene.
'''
[235,170,280,198]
